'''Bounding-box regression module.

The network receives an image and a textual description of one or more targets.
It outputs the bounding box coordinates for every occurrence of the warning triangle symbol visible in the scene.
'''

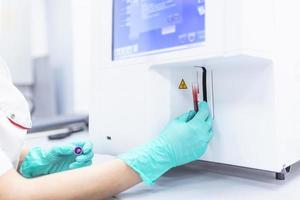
[178,79,188,89]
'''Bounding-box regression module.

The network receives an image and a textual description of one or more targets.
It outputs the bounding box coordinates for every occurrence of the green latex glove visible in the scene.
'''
[20,141,94,178]
[119,102,213,184]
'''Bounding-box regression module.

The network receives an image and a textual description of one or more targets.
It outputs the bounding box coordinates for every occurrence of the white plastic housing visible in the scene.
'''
[90,0,300,173]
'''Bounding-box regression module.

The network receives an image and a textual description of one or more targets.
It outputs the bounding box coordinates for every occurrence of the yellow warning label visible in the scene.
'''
[178,79,188,89]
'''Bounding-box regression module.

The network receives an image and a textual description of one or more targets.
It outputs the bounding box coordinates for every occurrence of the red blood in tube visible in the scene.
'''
[192,83,200,112]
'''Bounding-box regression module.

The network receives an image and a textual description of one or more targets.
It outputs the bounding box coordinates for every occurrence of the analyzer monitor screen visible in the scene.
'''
[112,0,206,60]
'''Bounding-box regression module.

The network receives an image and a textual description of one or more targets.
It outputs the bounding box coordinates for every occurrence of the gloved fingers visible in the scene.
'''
[208,129,214,141]
[206,116,213,130]
[75,151,94,163]
[186,110,197,122]
[191,116,212,134]
[71,140,93,154]
[204,117,214,142]
[176,112,190,121]
[176,110,196,122]
[199,121,211,133]
[69,160,92,170]
[47,144,74,158]
[71,140,86,147]
[82,141,93,154]
[189,102,210,123]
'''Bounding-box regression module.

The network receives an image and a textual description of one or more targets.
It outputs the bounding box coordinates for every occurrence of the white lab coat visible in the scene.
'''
[0,57,32,176]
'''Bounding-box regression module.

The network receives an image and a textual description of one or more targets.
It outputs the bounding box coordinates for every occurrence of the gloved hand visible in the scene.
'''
[20,141,94,178]
[119,102,213,184]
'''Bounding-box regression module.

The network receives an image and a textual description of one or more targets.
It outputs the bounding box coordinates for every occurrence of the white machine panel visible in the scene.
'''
[90,0,300,175]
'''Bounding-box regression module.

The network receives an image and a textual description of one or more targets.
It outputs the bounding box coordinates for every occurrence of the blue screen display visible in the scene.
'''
[113,0,205,60]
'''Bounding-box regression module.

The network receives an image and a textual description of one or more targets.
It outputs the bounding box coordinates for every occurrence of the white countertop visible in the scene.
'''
[25,131,300,200]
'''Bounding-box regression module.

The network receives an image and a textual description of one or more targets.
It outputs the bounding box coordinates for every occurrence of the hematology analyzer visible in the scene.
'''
[90,0,300,180]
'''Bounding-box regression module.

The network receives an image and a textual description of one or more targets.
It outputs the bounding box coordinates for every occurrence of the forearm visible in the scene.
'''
[28,159,141,200]
[0,159,141,200]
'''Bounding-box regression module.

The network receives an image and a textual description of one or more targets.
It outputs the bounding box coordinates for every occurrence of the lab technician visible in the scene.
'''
[0,57,213,200]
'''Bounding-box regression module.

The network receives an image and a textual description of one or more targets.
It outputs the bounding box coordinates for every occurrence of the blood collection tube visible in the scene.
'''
[74,147,83,155]
[192,83,200,112]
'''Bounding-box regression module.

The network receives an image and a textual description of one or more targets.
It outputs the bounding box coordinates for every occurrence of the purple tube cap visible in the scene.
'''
[74,147,83,155]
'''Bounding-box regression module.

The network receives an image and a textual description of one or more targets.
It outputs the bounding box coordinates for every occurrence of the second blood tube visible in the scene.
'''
[192,83,200,112]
